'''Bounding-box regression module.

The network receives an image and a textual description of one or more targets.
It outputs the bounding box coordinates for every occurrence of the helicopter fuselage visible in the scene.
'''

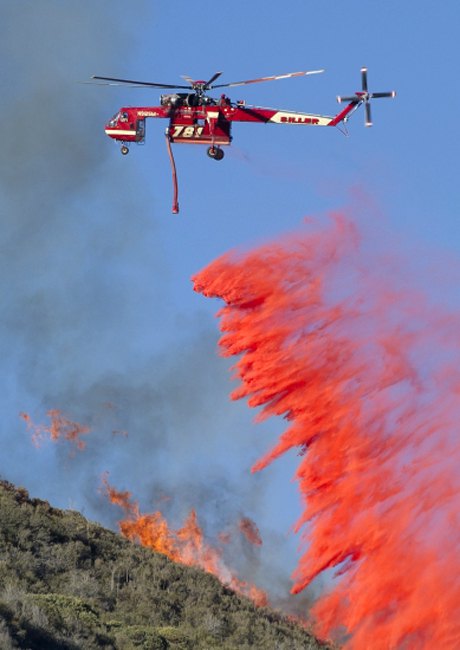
[104,100,337,149]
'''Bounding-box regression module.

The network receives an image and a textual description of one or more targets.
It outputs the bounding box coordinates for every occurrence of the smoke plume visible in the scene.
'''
[193,211,460,649]
[2,7,307,613]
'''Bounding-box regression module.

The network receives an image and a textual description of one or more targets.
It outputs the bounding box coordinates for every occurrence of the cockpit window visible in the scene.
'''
[108,112,120,127]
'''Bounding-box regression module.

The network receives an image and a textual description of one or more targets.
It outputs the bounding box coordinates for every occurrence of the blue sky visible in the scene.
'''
[2,0,459,608]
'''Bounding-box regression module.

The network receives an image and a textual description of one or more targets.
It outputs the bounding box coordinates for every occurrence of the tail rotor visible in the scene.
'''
[337,67,396,127]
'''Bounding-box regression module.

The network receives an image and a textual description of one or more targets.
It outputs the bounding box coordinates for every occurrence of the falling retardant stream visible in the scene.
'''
[193,212,460,649]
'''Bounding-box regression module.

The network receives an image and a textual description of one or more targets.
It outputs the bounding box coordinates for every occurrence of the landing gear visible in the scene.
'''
[120,145,129,155]
[207,146,224,161]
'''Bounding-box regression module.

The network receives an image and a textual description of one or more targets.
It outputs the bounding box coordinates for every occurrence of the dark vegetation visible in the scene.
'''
[0,480,331,649]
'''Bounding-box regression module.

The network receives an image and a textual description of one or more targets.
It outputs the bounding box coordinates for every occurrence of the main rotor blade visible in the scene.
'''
[206,71,223,87]
[181,72,223,88]
[212,68,325,89]
[361,67,368,92]
[91,75,190,90]
[181,74,195,86]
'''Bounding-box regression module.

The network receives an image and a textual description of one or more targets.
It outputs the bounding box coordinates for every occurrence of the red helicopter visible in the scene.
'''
[91,67,395,213]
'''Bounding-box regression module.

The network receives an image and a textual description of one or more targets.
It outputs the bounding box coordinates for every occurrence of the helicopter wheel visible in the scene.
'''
[207,146,224,161]
[120,145,129,155]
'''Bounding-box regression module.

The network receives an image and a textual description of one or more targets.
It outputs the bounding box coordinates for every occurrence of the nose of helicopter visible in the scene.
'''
[103,110,137,141]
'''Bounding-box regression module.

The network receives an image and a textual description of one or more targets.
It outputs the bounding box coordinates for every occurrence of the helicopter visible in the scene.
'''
[90,67,395,213]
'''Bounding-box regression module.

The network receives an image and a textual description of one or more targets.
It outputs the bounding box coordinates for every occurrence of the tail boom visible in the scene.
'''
[328,100,362,127]
[230,106,363,128]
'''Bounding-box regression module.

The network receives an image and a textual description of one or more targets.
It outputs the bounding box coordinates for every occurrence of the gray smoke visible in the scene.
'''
[1,2,316,614]
[1,2,190,508]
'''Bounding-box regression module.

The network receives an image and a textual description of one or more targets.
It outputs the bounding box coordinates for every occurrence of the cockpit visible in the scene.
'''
[108,112,120,127]
[104,109,145,145]
[107,111,129,127]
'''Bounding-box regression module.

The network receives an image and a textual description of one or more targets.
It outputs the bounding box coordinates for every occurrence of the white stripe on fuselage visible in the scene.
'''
[269,111,332,126]
[105,129,137,137]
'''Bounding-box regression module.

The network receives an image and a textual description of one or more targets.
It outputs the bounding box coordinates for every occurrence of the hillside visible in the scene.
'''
[0,480,331,649]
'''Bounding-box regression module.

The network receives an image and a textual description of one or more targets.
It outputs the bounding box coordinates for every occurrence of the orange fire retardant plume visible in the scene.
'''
[193,213,460,649]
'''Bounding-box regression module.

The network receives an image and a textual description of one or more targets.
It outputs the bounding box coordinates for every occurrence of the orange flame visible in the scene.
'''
[193,213,460,649]
[20,409,90,451]
[239,516,263,546]
[103,476,267,607]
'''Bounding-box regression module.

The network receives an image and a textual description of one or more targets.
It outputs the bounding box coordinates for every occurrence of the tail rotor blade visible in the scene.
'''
[365,101,372,127]
[370,91,396,99]
[361,67,368,92]
[337,95,359,103]
[336,68,395,128]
